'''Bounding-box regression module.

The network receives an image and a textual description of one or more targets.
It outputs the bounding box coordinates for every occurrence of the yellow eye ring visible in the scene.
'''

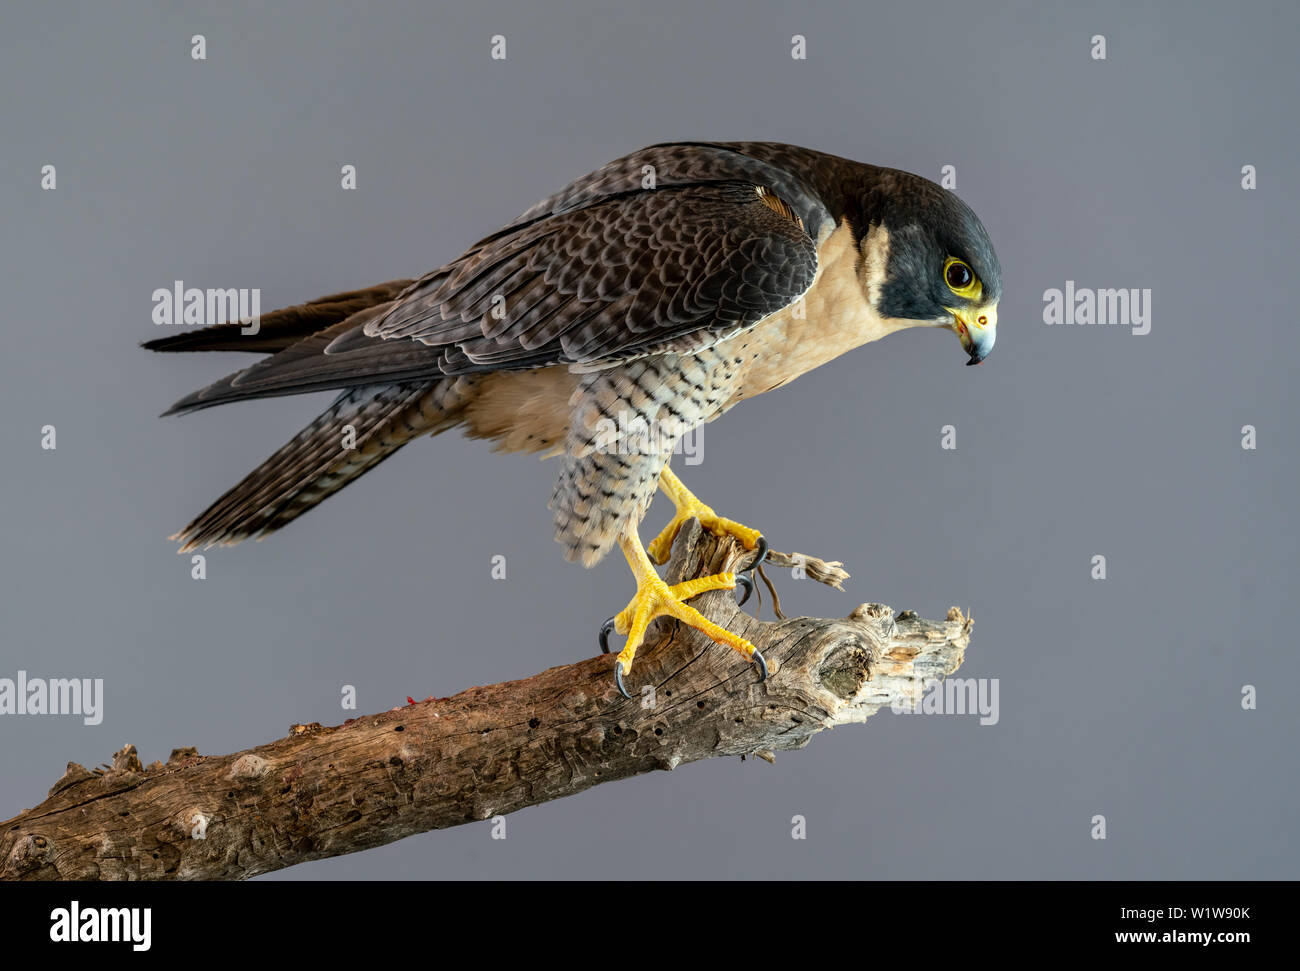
[944,257,982,300]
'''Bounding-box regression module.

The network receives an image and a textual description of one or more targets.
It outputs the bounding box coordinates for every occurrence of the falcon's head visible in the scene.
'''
[857,170,1002,365]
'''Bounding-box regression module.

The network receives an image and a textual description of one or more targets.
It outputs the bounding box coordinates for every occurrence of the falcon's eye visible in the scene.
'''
[943,257,980,299]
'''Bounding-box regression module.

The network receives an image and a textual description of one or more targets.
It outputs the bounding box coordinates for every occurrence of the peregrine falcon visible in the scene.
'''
[145,141,1001,697]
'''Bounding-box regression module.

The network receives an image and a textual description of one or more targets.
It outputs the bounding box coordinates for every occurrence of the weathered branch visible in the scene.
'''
[1,521,971,881]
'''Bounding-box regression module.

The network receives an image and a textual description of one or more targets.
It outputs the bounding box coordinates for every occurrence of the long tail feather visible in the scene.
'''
[172,378,477,551]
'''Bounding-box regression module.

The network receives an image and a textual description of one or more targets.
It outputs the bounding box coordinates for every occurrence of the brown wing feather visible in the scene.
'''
[151,143,849,416]
[361,181,818,369]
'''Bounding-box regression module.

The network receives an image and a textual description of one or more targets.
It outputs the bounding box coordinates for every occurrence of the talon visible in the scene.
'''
[748,535,768,571]
[751,647,768,683]
[734,572,753,606]
[607,523,765,704]
[614,660,632,699]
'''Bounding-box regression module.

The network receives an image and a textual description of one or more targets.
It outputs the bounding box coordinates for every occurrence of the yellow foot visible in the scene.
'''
[647,465,767,566]
[603,528,767,700]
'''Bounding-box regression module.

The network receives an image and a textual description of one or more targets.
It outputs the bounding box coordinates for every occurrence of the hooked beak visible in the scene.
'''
[949,304,997,366]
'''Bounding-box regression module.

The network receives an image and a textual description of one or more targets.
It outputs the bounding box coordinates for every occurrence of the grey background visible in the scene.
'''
[1,0,1296,879]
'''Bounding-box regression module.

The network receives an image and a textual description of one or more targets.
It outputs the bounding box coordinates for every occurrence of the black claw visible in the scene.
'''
[614,661,632,699]
[734,572,753,607]
[599,617,616,654]
[748,535,768,571]
[751,648,768,683]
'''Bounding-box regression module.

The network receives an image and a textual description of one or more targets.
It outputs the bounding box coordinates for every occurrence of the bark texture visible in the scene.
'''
[1,521,971,881]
